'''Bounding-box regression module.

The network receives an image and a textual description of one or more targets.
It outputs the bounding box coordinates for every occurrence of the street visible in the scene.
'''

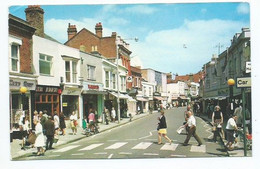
[14,107,228,160]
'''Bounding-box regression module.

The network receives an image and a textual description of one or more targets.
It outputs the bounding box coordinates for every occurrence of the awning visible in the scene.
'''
[82,90,107,95]
[109,92,129,99]
[154,96,164,101]
[180,96,188,100]
[172,97,178,100]
[137,97,149,102]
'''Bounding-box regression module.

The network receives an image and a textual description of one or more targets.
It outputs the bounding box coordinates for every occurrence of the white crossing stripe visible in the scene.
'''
[119,152,132,155]
[53,145,80,153]
[190,145,206,153]
[143,153,158,156]
[132,142,153,150]
[171,154,187,157]
[105,142,128,149]
[108,154,113,159]
[160,143,178,151]
[79,143,104,151]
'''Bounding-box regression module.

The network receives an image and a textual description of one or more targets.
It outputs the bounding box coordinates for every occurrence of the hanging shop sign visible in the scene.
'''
[236,77,251,88]
[36,85,60,93]
[127,76,133,82]
[10,78,36,90]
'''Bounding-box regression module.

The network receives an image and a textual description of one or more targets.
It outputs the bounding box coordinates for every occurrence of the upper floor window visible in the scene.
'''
[112,73,116,89]
[149,87,152,96]
[87,65,96,80]
[91,45,98,52]
[105,71,109,88]
[11,44,19,72]
[143,86,147,96]
[120,76,126,91]
[65,60,77,83]
[39,54,53,75]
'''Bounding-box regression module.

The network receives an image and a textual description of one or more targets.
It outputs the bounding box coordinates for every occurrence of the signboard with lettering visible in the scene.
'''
[36,85,60,93]
[236,77,251,88]
[246,62,251,73]
[127,76,133,82]
[83,82,103,91]
[62,87,81,95]
[10,78,36,90]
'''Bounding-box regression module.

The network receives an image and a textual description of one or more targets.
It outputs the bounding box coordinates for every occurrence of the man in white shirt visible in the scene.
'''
[225,115,238,150]
[183,111,202,146]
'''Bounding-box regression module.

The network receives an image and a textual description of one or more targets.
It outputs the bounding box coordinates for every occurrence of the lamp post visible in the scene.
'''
[19,86,28,110]
[227,78,235,114]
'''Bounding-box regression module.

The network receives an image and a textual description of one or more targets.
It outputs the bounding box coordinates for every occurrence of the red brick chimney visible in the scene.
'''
[25,5,44,37]
[95,22,103,38]
[67,23,77,40]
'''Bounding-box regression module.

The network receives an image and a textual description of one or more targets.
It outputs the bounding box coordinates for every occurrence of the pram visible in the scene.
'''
[83,122,99,137]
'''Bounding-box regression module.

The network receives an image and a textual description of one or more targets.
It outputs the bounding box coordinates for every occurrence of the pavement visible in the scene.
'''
[197,113,252,157]
[10,111,151,159]
[10,109,252,159]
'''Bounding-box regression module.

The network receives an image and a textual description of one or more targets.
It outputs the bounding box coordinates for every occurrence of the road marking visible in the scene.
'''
[171,154,186,157]
[138,131,153,140]
[105,142,128,149]
[71,153,84,156]
[125,139,137,141]
[132,142,153,150]
[145,138,157,141]
[79,143,104,151]
[143,153,158,156]
[160,143,178,151]
[107,140,119,142]
[49,155,61,157]
[94,152,108,155]
[119,152,132,155]
[108,154,113,159]
[190,145,206,153]
[53,145,80,153]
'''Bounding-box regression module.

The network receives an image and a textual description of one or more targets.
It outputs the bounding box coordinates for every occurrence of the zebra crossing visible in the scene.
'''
[51,141,206,156]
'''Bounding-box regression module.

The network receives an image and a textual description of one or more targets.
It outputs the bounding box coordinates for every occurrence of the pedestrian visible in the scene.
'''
[59,112,66,136]
[211,105,224,142]
[21,115,30,150]
[39,111,47,134]
[70,111,78,135]
[53,111,60,135]
[111,107,116,122]
[183,111,202,146]
[104,107,110,125]
[184,105,193,134]
[157,111,172,145]
[225,115,238,150]
[88,110,95,131]
[33,110,39,129]
[34,119,45,156]
[44,116,55,150]
[234,103,242,127]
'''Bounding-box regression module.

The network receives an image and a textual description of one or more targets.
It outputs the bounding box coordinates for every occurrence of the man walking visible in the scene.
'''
[183,111,202,146]
[44,116,55,150]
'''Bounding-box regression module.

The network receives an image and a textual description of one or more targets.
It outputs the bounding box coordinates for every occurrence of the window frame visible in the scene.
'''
[10,43,20,72]
[65,60,78,84]
[87,65,96,81]
[39,53,53,76]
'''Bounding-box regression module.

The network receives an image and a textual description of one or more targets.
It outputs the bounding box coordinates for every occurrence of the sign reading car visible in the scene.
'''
[236,77,251,88]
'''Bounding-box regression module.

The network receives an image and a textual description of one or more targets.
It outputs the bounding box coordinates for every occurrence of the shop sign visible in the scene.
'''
[62,103,68,107]
[236,77,251,88]
[10,79,36,90]
[36,85,59,93]
[83,82,103,91]
[62,87,81,95]
[127,76,133,82]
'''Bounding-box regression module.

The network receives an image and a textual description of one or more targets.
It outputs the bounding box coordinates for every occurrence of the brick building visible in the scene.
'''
[64,22,133,89]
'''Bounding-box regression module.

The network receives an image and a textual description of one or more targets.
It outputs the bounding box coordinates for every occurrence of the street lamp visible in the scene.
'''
[227,78,235,113]
[19,86,27,110]
[115,36,138,123]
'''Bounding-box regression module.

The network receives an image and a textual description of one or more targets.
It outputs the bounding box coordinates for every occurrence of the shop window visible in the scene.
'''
[39,54,53,75]
[48,95,52,102]
[87,65,96,80]
[53,95,58,102]
[11,44,19,72]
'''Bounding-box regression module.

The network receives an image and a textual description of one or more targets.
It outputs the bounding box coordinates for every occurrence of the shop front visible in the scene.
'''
[34,85,62,117]
[10,77,36,129]
[106,92,129,118]
[61,86,81,119]
[82,82,106,123]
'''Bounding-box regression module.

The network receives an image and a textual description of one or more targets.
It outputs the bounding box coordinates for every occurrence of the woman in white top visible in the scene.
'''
[34,119,45,155]
[225,115,238,150]
[53,112,60,135]
[111,107,116,122]
[70,111,78,135]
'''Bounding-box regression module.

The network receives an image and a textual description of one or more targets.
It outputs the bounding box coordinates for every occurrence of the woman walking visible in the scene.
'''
[34,119,45,156]
[70,111,78,135]
[59,112,66,136]
[157,111,172,145]
[211,105,224,142]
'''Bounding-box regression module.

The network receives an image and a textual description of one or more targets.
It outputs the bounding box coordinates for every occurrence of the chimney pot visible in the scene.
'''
[95,22,103,38]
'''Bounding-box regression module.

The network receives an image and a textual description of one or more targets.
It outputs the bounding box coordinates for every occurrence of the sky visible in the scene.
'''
[9,3,250,75]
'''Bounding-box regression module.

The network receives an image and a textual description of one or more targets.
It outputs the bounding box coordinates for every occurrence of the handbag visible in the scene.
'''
[27,133,36,144]
[73,120,78,127]
[212,126,216,131]
[53,135,59,143]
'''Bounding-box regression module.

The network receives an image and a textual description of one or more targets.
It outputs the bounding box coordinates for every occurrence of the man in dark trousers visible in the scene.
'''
[183,111,202,146]
[44,116,55,150]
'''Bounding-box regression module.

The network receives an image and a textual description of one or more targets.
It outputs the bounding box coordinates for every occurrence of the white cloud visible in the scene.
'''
[107,17,129,26]
[237,3,250,14]
[131,19,249,74]
[124,5,158,15]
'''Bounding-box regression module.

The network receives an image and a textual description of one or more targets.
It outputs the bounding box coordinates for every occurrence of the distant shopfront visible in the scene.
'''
[82,82,106,121]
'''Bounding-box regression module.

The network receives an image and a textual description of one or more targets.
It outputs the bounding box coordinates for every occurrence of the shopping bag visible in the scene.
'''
[27,133,36,144]
[53,135,59,143]
[176,125,185,134]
